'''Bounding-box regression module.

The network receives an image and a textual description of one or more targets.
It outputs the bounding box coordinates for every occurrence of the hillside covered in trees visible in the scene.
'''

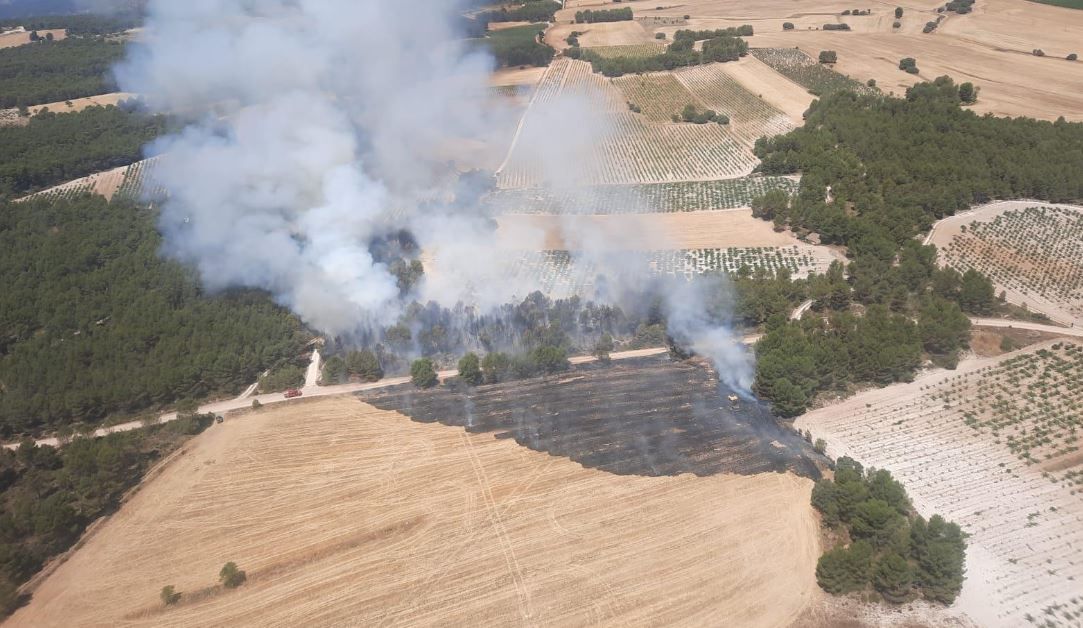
[0,37,126,108]
[0,105,163,199]
[0,195,308,437]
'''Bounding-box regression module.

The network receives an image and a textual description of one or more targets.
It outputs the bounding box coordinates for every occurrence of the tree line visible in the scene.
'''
[567,26,752,76]
[0,37,126,108]
[575,8,633,23]
[0,105,163,199]
[0,194,309,436]
[812,457,967,604]
[0,12,142,36]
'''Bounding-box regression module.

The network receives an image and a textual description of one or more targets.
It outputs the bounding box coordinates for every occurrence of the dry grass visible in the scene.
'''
[613,72,700,122]
[0,29,66,49]
[27,92,137,116]
[11,396,820,627]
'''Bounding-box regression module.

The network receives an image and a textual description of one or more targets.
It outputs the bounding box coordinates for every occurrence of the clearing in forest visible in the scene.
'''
[797,340,1083,628]
[10,395,821,628]
[928,201,1083,326]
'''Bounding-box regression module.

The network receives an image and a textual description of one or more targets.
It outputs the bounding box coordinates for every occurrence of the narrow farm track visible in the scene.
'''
[9,396,821,628]
[3,347,671,450]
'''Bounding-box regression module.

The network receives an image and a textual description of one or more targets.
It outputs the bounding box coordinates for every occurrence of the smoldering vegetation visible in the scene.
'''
[362,355,823,479]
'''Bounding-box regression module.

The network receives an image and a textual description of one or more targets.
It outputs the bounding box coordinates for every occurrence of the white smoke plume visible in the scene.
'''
[116,0,758,394]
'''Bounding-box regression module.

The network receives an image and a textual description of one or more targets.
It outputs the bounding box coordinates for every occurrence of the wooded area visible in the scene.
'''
[0,105,163,199]
[812,457,967,604]
[0,37,125,108]
[0,195,308,436]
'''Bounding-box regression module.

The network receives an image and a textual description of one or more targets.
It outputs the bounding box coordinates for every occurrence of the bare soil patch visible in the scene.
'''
[11,395,821,627]
[0,28,66,49]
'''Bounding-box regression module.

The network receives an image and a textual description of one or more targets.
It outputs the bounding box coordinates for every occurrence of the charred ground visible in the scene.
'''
[362,355,823,479]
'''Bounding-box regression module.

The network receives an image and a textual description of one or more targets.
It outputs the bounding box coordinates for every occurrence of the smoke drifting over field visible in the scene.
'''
[116,0,755,393]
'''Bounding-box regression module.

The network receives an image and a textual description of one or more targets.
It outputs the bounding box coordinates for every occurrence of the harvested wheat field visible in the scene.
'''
[27,92,137,115]
[797,340,1083,628]
[11,396,821,627]
[927,201,1083,326]
[0,28,66,49]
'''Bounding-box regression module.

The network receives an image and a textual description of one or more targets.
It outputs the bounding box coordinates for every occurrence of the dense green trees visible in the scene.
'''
[0,195,307,436]
[482,23,554,68]
[575,8,633,23]
[0,37,125,108]
[0,105,165,199]
[812,457,966,604]
[753,76,1082,258]
[258,365,305,393]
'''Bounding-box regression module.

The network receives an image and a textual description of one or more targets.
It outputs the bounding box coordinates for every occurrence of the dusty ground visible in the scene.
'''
[701,55,814,125]
[495,209,839,250]
[18,162,132,202]
[489,66,547,88]
[0,28,66,49]
[546,20,655,50]
[11,395,821,627]
[797,340,1083,628]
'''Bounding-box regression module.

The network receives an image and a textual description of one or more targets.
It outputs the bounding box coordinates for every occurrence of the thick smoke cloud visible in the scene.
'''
[116,0,516,332]
[116,0,758,394]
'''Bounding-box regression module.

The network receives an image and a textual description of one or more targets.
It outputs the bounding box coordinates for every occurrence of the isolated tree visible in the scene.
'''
[219,562,247,589]
[899,57,918,74]
[874,552,914,603]
[251,398,262,410]
[818,50,838,64]
[593,333,615,363]
[410,358,438,388]
[958,81,977,103]
[895,6,904,18]
[457,353,483,386]
[783,22,795,30]
[1068,53,1078,61]
[160,585,181,606]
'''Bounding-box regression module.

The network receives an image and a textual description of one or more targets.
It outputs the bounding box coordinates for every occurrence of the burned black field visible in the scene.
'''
[361,356,822,479]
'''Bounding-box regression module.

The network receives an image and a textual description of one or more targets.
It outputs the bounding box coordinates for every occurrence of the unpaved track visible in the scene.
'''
[4,348,670,450]
[9,396,820,628]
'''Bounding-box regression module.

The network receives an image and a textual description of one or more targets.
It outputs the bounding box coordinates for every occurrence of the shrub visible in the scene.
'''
[458,353,483,386]
[716,113,730,125]
[958,81,977,104]
[655,32,666,39]
[1032,48,1045,57]
[893,20,901,28]
[895,6,904,18]
[219,562,247,589]
[1068,53,1078,61]
[899,57,918,73]
[410,358,438,388]
[923,21,938,33]
[593,334,615,363]
[160,585,181,606]
[783,22,795,30]
[251,399,262,409]
[819,50,838,64]
[823,23,852,31]
[867,78,877,87]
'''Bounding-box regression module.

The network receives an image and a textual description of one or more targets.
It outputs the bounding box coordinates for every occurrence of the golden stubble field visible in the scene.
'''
[554,0,1083,122]
[11,396,821,628]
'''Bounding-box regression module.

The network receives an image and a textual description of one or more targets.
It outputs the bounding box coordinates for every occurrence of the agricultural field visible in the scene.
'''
[498,58,758,187]
[503,245,837,297]
[797,340,1083,628]
[749,48,876,97]
[674,63,796,146]
[0,28,65,49]
[613,73,700,122]
[582,43,667,59]
[10,395,821,627]
[18,157,164,204]
[27,91,135,115]
[929,202,1083,326]
[486,175,799,214]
